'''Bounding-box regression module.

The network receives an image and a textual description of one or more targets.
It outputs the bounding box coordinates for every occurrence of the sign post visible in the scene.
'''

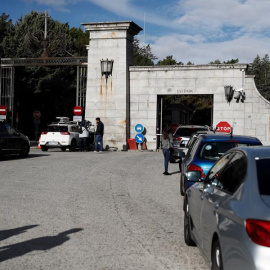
[73,106,83,122]
[134,123,145,149]
[0,105,7,120]
[216,121,231,133]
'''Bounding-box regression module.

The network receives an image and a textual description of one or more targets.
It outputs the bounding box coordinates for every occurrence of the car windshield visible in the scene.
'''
[174,127,206,137]
[199,142,236,160]
[47,126,68,132]
[256,158,270,195]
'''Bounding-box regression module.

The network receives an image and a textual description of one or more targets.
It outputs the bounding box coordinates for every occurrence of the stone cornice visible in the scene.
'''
[82,21,142,36]
[129,64,248,72]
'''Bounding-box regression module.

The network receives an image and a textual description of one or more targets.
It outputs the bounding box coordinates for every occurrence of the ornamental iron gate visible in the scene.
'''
[0,57,87,125]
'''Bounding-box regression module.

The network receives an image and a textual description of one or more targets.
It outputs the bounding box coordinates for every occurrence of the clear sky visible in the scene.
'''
[1,0,270,64]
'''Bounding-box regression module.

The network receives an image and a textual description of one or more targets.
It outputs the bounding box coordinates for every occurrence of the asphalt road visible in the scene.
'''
[0,148,208,270]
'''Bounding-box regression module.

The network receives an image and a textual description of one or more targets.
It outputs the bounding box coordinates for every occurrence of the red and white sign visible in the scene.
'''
[33,110,41,119]
[0,105,7,115]
[73,106,83,116]
[216,121,231,133]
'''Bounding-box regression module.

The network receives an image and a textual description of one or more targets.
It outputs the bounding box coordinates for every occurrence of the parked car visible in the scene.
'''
[171,125,210,162]
[40,117,80,152]
[0,120,30,157]
[183,146,270,270]
[177,130,216,171]
[179,133,262,195]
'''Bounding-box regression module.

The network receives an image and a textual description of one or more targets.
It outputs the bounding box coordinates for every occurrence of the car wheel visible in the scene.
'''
[184,202,196,246]
[212,239,223,270]
[61,147,67,151]
[69,140,77,152]
[180,175,185,196]
[19,144,29,157]
[41,146,48,152]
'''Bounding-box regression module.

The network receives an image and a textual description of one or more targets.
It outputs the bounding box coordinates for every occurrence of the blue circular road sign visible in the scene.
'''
[135,123,144,133]
[135,133,144,143]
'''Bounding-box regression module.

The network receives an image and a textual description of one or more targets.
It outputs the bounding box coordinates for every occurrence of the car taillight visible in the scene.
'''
[60,132,70,135]
[174,137,182,141]
[246,219,270,247]
[41,131,47,135]
[187,164,205,178]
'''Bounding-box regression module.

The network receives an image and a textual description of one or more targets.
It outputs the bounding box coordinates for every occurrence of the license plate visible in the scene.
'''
[49,141,58,145]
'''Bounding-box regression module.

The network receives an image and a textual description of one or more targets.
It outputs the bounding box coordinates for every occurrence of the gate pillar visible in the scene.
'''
[82,21,142,150]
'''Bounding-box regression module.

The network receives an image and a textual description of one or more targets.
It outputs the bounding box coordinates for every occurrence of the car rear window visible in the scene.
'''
[256,158,270,195]
[199,142,236,160]
[47,126,68,132]
[175,127,207,137]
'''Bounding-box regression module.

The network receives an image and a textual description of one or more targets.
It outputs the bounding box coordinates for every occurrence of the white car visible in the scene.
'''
[40,117,80,152]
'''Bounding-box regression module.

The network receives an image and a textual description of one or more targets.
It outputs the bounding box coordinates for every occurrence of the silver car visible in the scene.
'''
[183,146,270,270]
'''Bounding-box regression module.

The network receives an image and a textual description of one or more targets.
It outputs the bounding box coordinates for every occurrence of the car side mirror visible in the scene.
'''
[185,171,202,182]
[13,131,20,136]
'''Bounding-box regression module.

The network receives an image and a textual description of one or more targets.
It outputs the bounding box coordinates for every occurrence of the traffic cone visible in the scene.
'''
[37,137,41,149]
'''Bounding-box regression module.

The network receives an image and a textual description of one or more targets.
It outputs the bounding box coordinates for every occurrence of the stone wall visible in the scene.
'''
[130,65,270,149]
[83,21,270,151]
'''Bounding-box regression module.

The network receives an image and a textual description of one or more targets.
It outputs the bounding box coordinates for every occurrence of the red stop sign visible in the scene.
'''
[33,110,41,119]
[0,105,7,115]
[216,121,231,133]
[73,106,83,116]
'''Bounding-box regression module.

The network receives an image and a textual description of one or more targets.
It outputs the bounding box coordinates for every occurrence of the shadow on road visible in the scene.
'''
[0,228,83,262]
[0,225,39,242]
[0,153,50,161]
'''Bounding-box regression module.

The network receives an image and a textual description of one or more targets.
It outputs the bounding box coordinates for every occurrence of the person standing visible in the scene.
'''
[79,120,90,151]
[94,117,104,152]
[161,126,173,175]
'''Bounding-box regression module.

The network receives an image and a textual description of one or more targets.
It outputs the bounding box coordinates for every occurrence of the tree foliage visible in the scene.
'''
[0,11,89,136]
[1,11,80,58]
[133,39,156,66]
[157,55,183,65]
[248,54,270,101]
[209,59,239,64]
[0,13,14,57]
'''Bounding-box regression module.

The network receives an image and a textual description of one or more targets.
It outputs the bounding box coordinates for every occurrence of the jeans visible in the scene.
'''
[79,137,88,151]
[162,148,170,172]
[95,134,103,151]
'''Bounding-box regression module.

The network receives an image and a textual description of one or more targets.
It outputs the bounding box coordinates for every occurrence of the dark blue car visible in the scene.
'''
[179,133,262,195]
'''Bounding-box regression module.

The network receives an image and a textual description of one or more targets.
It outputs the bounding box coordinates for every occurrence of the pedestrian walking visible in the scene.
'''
[94,117,104,152]
[79,120,90,151]
[161,126,173,175]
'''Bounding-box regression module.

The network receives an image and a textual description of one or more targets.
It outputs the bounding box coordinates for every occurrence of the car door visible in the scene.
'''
[0,121,9,153]
[3,122,22,153]
[200,151,247,259]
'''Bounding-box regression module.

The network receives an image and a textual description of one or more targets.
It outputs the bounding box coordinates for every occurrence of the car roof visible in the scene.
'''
[198,133,262,143]
[176,125,209,129]
[229,145,270,158]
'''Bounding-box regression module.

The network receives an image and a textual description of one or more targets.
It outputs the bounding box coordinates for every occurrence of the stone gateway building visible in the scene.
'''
[82,21,270,151]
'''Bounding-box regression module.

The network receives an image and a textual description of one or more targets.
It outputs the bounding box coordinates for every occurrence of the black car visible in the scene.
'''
[0,120,30,157]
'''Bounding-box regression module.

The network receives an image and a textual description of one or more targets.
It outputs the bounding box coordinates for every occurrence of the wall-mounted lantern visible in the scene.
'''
[100,59,114,84]
[224,85,234,103]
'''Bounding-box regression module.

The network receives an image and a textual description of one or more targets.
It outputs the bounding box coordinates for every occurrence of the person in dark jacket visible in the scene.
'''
[94,117,104,152]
